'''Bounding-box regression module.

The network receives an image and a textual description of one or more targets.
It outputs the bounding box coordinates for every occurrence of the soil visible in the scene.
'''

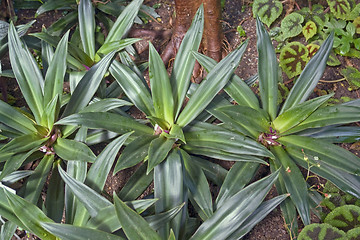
[1,0,360,240]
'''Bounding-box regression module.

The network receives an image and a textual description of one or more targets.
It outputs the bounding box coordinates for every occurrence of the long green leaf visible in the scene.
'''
[299,126,360,143]
[149,42,174,124]
[256,17,278,120]
[114,135,156,174]
[79,0,95,60]
[110,61,155,116]
[177,41,247,127]
[213,104,270,138]
[8,23,44,123]
[271,145,310,225]
[280,32,334,113]
[4,190,56,240]
[182,149,213,220]
[192,50,260,110]
[114,195,161,240]
[23,155,54,204]
[0,100,36,134]
[62,51,116,117]
[284,105,360,135]
[35,0,75,16]
[85,132,132,192]
[278,135,360,175]
[58,166,111,218]
[191,157,227,186]
[189,170,279,240]
[154,149,186,239]
[103,0,143,44]
[96,38,140,58]
[54,138,96,162]
[273,94,332,134]
[171,5,204,118]
[147,136,176,174]
[43,31,69,105]
[41,222,124,240]
[0,133,46,158]
[215,162,259,208]
[56,112,153,136]
[227,195,289,240]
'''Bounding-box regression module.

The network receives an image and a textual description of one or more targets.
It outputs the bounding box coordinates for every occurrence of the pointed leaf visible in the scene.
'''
[189,170,279,240]
[280,33,334,113]
[4,190,56,240]
[43,31,69,105]
[62,51,116,117]
[256,17,278,120]
[177,41,248,127]
[114,195,161,240]
[273,94,332,134]
[110,61,155,116]
[171,5,204,117]
[148,136,176,174]
[8,23,44,123]
[41,222,124,240]
[54,138,96,162]
[79,0,95,60]
[96,38,140,58]
[114,135,156,173]
[81,98,132,113]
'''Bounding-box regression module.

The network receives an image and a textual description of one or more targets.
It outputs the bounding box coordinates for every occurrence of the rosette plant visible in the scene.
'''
[204,18,360,236]
[56,5,287,239]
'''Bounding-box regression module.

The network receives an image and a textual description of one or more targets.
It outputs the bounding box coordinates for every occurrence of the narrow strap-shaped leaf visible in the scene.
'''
[182,149,213,220]
[149,42,174,124]
[117,163,153,201]
[171,5,204,118]
[189,170,279,240]
[216,162,259,208]
[96,38,140,59]
[85,132,132,192]
[0,133,46,157]
[62,50,116,117]
[41,35,54,76]
[54,138,96,162]
[1,170,33,184]
[0,148,39,181]
[58,166,112,218]
[110,60,155,116]
[273,94,332,134]
[280,32,334,113]
[0,188,23,227]
[147,136,176,174]
[4,190,56,240]
[35,0,75,16]
[256,17,278,120]
[104,0,143,44]
[41,94,60,130]
[114,135,156,174]
[283,105,360,135]
[79,0,95,60]
[45,161,65,223]
[145,204,185,231]
[226,195,289,240]
[278,135,360,176]
[213,104,270,138]
[0,220,17,240]
[191,157,227,186]
[269,162,299,238]
[192,50,260,110]
[0,100,36,134]
[184,130,274,159]
[114,195,161,240]
[56,112,153,136]
[43,31,69,105]
[271,145,310,225]
[288,148,360,199]
[177,41,247,127]
[47,11,79,37]
[81,98,132,113]
[23,155,54,204]
[299,126,360,143]
[41,222,124,240]
[8,23,44,123]
[154,149,186,239]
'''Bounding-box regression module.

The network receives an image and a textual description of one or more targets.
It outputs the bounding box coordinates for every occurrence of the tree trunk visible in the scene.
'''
[161,0,223,64]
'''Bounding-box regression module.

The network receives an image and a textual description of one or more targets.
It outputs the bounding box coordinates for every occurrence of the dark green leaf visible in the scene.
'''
[79,0,95,60]
[54,138,96,162]
[148,136,176,174]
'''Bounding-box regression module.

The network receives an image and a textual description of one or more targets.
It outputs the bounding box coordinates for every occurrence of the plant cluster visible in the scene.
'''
[253,0,360,79]
[0,0,359,239]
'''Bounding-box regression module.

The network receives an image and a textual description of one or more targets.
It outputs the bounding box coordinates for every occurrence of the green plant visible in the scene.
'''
[209,17,360,237]
[54,5,288,239]
[298,223,347,240]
